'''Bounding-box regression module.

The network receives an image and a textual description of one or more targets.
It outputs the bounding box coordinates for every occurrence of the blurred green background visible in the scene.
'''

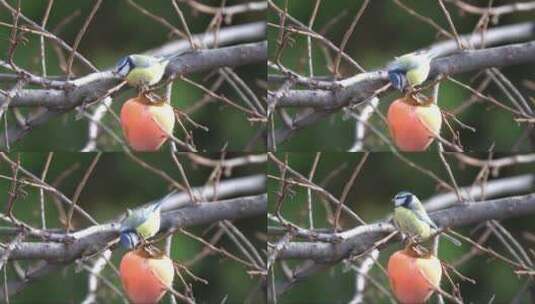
[0,0,265,151]
[268,0,535,152]
[0,152,266,303]
[268,152,535,303]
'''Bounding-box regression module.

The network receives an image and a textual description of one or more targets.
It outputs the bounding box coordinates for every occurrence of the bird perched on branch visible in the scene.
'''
[115,54,170,91]
[392,191,461,246]
[387,51,435,91]
[119,199,165,250]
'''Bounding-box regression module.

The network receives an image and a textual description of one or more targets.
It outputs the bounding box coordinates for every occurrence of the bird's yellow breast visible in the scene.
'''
[406,63,430,87]
[394,207,432,239]
[126,62,167,87]
[136,211,161,239]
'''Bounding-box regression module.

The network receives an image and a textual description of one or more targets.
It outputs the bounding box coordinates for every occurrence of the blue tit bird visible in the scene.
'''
[387,51,434,91]
[119,199,164,250]
[115,54,170,90]
[392,191,461,246]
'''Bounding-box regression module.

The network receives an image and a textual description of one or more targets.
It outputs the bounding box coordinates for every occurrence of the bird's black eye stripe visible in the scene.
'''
[116,56,132,71]
[394,192,412,207]
[403,195,412,207]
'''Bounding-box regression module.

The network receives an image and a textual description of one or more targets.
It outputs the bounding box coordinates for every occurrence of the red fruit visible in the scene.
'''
[387,249,442,304]
[120,249,175,304]
[387,96,442,151]
[120,95,175,151]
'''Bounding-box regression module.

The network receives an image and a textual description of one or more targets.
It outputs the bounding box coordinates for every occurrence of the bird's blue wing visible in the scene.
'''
[413,209,437,229]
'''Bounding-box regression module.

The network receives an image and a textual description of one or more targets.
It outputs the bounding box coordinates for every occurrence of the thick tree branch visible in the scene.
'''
[0,194,267,262]
[272,41,535,109]
[167,41,267,76]
[273,193,535,261]
[431,41,535,77]
[0,42,267,109]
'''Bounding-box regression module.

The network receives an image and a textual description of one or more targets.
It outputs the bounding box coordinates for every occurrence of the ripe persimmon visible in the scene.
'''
[387,248,442,304]
[120,95,175,151]
[120,249,175,304]
[387,96,442,151]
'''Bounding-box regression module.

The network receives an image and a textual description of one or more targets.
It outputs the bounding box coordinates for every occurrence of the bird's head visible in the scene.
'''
[393,191,415,208]
[115,56,134,77]
[120,230,141,250]
[388,69,407,91]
